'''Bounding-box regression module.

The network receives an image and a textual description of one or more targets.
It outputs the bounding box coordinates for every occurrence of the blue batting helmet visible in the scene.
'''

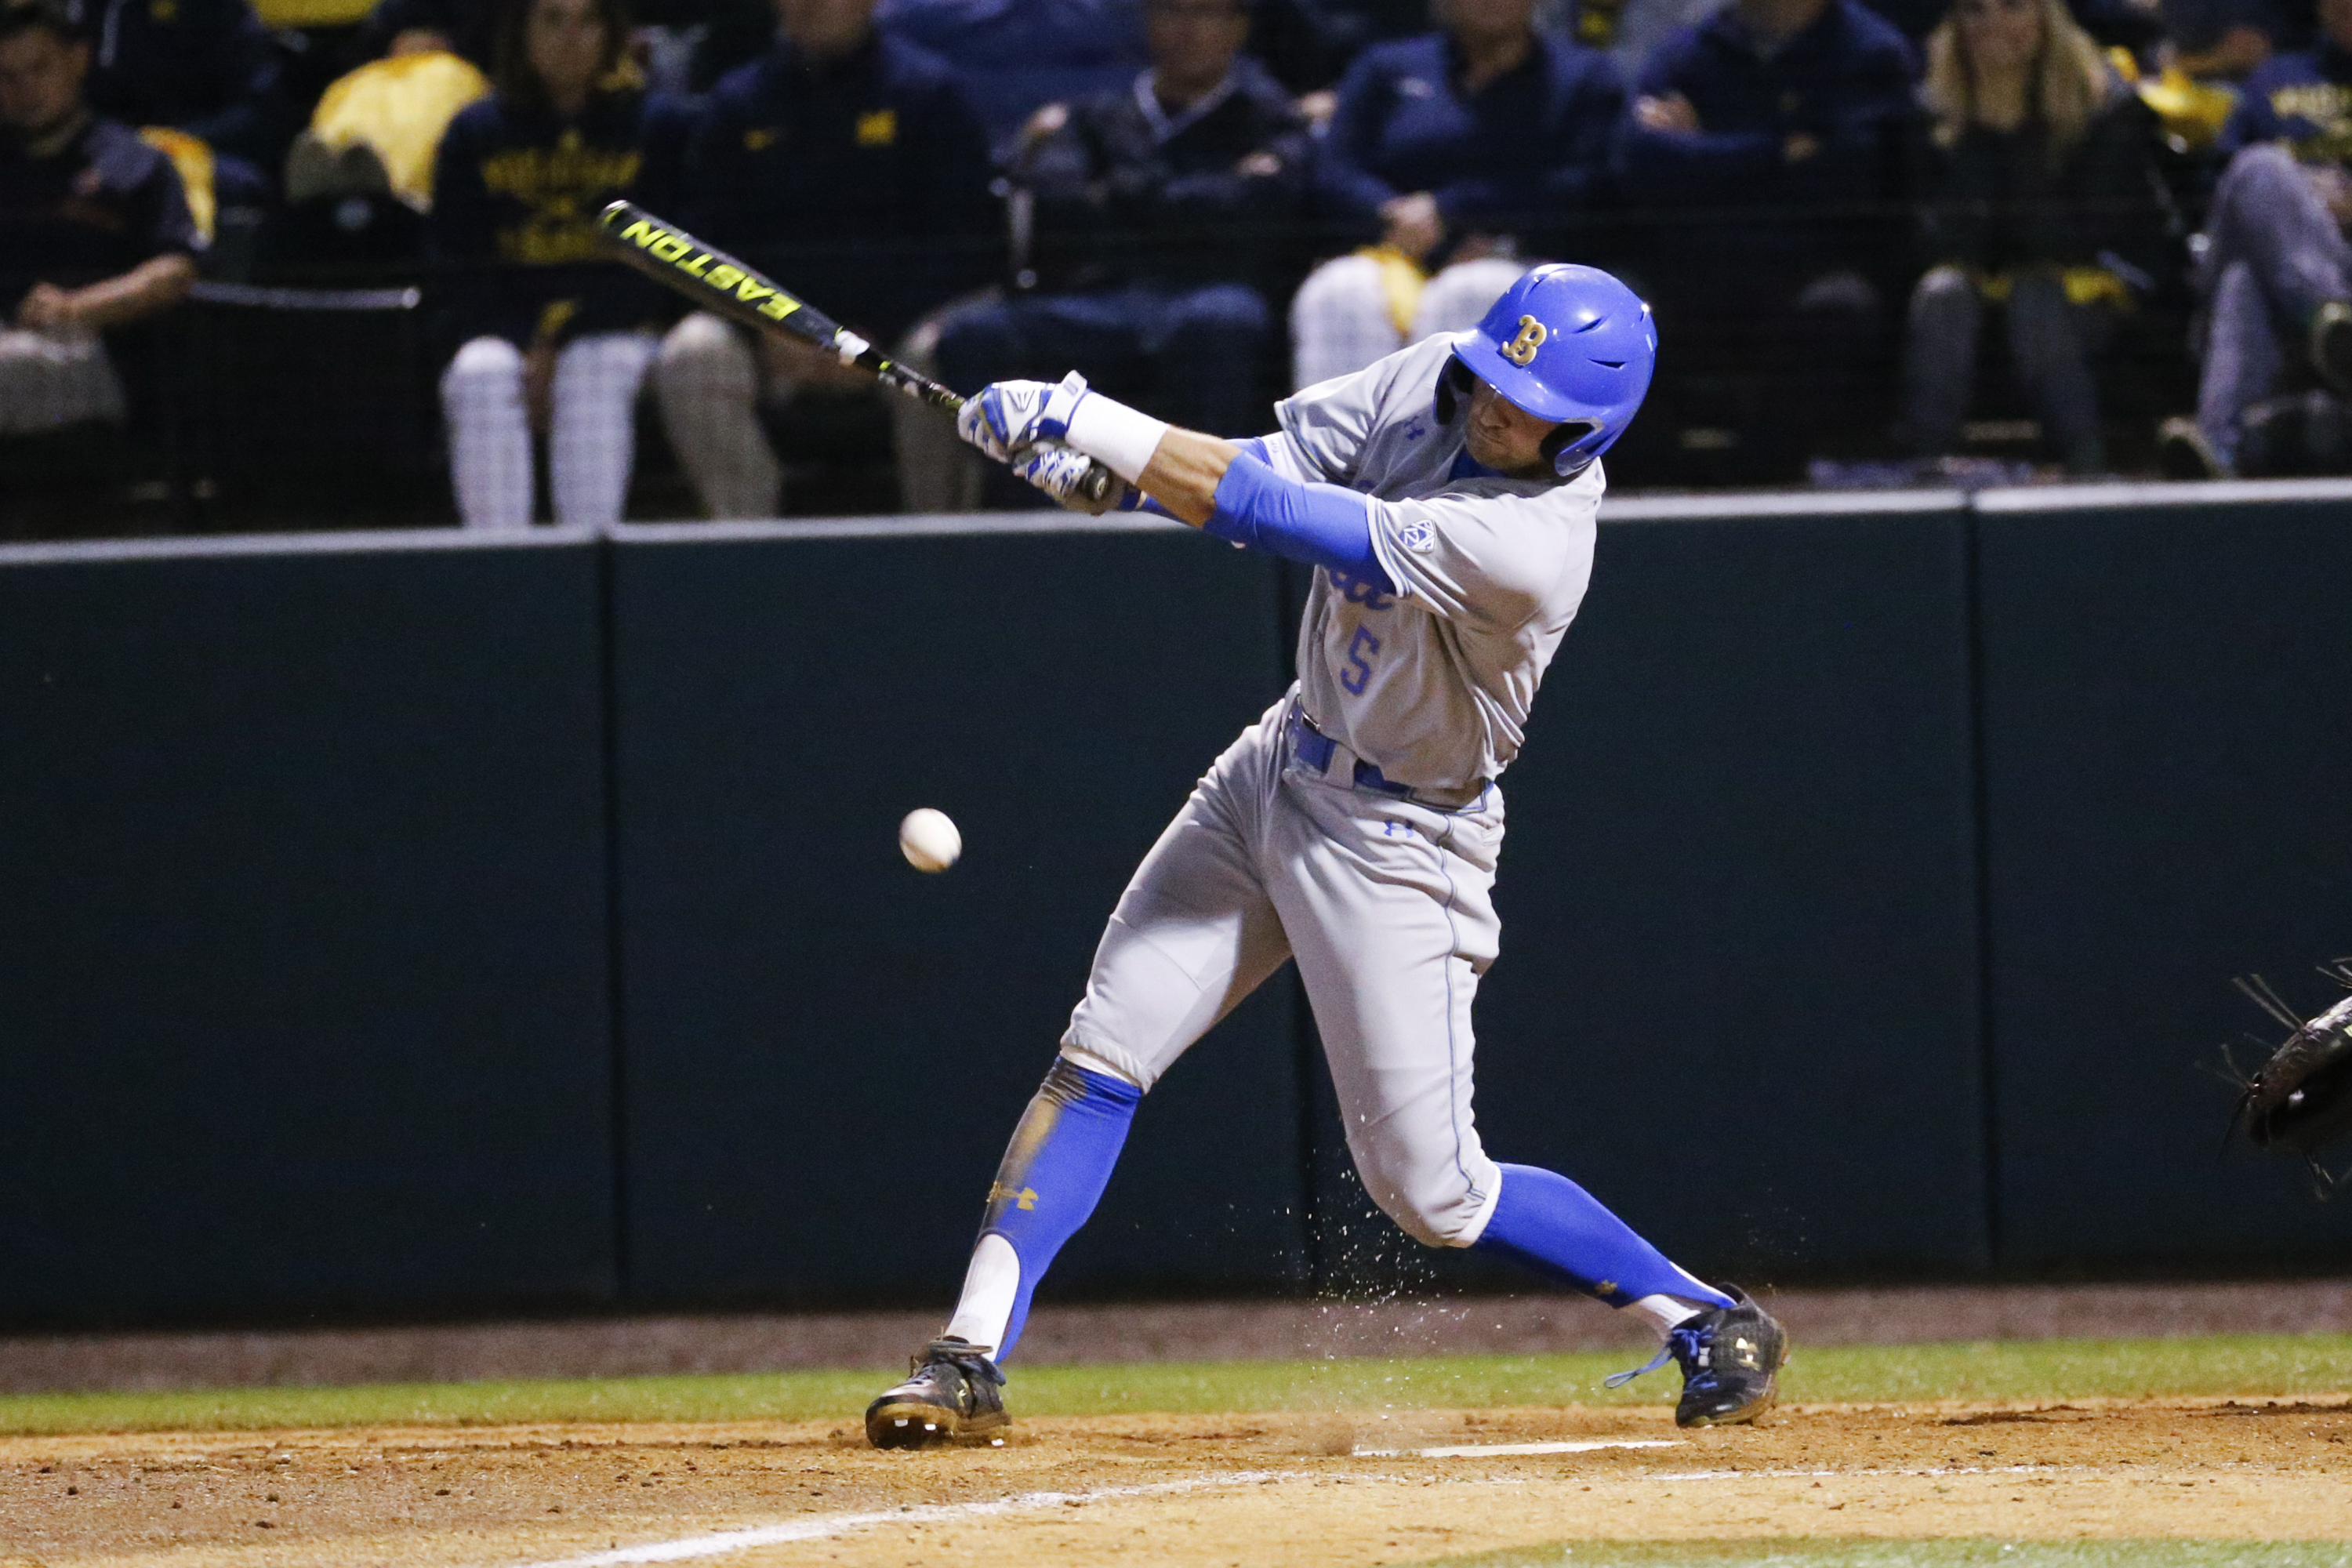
[1446,263,1657,476]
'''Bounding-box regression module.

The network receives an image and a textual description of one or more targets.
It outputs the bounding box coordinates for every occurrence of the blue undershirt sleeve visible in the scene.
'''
[1203,449,1396,592]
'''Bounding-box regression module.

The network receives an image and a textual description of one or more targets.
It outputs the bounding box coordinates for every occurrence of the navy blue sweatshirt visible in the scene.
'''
[1023,58,1313,294]
[1,114,198,319]
[65,0,288,167]
[2219,38,2352,157]
[428,88,694,350]
[1617,0,1915,218]
[686,31,998,344]
[1317,31,1624,245]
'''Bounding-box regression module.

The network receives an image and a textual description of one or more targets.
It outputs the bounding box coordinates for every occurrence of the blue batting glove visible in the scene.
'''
[956,370,1088,461]
[1010,440,1132,515]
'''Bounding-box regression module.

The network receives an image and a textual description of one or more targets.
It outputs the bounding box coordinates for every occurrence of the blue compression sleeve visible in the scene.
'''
[1205,450,1396,591]
[979,1058,1142,1359]
[1474,1163,1736,1310]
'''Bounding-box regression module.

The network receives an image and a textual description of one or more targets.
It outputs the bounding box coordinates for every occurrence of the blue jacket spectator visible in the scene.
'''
[685,19,998,343]
[1318,24,1624,250]
[1021,50,1312,294]
[63,0,289,173]
[1287,0,1618,392]
[1618,0,1915,227]
[876,0,1148,140]
[936,0,1311,467]
[1617,0,1916,477]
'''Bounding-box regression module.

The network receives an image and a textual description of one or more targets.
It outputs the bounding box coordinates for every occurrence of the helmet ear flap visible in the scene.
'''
[1540,419,1599,475]
[1433,357,1475,423]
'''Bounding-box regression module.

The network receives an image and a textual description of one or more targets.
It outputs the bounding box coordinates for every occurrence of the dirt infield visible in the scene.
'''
[5,1395,2349,1568]
[13,1283,2352,1395]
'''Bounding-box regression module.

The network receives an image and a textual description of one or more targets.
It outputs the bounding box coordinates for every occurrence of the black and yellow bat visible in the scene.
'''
[594,200,1116,505]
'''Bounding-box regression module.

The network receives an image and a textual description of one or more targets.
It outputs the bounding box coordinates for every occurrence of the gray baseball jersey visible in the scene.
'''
[1272,334,1603,796]
[1051,334,1609,1260]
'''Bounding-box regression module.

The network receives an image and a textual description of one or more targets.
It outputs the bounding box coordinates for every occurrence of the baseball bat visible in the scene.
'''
[594,200,1118,506]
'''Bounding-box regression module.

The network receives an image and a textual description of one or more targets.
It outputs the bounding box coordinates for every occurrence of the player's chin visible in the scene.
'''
[1465,428,1543,475]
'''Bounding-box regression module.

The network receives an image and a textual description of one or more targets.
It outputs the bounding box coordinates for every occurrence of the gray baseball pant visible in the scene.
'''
[1061,695,1504,1248]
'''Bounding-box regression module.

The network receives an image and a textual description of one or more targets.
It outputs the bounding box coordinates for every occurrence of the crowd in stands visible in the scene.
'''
[5,0,2352,528]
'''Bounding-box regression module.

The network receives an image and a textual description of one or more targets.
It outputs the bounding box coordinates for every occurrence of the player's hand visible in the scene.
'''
[1011,440,1126,515]
[956,370,1088,461]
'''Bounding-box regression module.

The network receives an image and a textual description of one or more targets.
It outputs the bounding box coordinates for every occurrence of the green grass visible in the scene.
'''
[1415,1544,2352,1568]
[2,1333,2347,1439]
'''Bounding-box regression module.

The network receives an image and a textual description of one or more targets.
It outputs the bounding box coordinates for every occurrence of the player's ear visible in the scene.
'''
[1433,358,1475,424]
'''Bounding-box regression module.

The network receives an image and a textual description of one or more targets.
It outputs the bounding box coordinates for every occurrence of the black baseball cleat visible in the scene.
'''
[864,1337,1009,1450]
[1606,1285,1789,1428]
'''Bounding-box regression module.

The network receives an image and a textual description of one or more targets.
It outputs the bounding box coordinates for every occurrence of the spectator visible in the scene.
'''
[365,0,500,64]
[652,0,997,517]
[64,0,289,201]
[1289,0,1622,390]
[1901,0,2164,474]
[935,0,1311,458]
[2158,0,2285,78]
[0,0,197,437]
[875,0,1149,140]
[1289,0,1618,390]
[1618,0,1915,468]
[2159,0,2352,476]
[429,0,690,526]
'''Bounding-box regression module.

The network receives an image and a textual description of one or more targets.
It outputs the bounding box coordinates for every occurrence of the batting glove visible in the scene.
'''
[1011,440,1132,514]
[957,370,1088,461]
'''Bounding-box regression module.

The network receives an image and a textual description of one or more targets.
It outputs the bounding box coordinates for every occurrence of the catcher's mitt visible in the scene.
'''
[2224,964,2352,1196]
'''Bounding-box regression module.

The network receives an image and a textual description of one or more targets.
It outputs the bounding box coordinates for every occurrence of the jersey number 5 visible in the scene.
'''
[1341,626,1381,695]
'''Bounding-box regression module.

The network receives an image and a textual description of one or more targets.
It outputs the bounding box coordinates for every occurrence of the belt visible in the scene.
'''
[1287,704,1485,809]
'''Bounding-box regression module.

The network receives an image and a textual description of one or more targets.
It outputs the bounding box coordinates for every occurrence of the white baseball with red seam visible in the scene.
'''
[898,808,962,873]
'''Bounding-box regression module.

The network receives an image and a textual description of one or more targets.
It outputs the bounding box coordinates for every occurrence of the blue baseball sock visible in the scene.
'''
[944,1057,1142,1362]
[1473,1162,1734,1312]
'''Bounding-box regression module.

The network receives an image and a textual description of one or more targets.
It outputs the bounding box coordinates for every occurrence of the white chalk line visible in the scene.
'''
[498,1468,1292,1568]
[496,1454,2092,1566]
[1353,1439,1686,1458]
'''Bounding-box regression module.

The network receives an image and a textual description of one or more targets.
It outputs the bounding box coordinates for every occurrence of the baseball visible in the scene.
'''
[898,808,962,873]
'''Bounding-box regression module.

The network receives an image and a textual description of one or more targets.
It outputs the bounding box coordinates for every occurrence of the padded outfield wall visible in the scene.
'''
[3,482,2350,1328]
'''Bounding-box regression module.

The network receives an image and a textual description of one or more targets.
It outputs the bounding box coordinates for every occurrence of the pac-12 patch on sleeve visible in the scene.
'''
[1399,521,1437,554]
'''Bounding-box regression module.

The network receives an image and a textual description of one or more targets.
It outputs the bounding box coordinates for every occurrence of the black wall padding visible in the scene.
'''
[1976,492,2352,1268]
[1468,501,1990,1280]
[608,525,1305,1308]
[0,537,617,1325]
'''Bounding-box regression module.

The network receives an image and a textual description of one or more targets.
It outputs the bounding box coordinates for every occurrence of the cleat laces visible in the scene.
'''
[1605,1321,1710,1392]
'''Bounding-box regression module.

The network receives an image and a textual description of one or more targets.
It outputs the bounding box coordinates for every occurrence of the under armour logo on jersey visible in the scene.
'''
[1501,314,1548,366]
[1399,521,1436,554]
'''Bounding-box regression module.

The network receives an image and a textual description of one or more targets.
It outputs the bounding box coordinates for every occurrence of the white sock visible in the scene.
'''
[1624,1293,1705,1338]
[941,1232,1021,1354]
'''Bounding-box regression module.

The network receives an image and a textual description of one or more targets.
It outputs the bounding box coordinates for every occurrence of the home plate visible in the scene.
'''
[1353,1439,1687,1458]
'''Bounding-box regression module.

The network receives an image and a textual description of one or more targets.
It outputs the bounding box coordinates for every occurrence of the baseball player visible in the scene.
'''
[865,263,1788,1450]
